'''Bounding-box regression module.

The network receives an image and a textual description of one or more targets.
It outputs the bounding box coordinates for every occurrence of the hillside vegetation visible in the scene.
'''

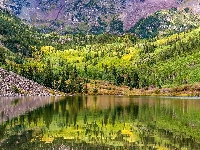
[129,7,200,38]
[1,7,200,96]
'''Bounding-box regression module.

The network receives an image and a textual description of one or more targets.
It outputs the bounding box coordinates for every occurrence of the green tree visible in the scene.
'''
[110,19,124,34]
[44,60,54,88]
[0,47,5,64]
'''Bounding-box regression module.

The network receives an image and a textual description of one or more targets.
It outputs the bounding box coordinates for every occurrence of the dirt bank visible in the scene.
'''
[86,80,200,97]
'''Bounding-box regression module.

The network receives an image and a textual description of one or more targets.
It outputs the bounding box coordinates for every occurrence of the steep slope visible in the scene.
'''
[181,0,200,14]
[129,7,200,38]
[123,0,179,29]
[2,0,198,33]
[0,8,44,56]
[0,67,62,96]
[0,9,64,96]
[24,27,200,95]
[1,5,200,96]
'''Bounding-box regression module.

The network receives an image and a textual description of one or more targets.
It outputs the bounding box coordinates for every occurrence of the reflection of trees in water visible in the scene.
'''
[0,130,34,149]
[111,108,116,126]
[0,124,6,139]
[1,95,141,130]
[43,104,54,129]
[1,96,198,129]
[0,97,64,123]
[15,96,85,128]
[66,110,69,126]
[103,110,109,126]
[1,96,200,149]
[125,103,139,120]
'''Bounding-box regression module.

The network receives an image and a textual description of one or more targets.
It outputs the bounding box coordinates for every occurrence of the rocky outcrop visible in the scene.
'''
[0,67,63,97]
[1,0,199,33]
[124,0,178,29]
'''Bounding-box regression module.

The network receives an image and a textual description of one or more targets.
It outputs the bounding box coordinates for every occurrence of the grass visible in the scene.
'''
[84,80,200,96]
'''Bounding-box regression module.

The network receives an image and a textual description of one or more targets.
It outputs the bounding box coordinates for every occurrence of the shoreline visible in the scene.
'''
[1,84,200,98]
[1,67,200,97]
[84,80,200,97]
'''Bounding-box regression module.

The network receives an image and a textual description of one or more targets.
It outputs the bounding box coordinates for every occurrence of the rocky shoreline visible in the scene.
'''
[1,67,200,97]
[0,67,64,97]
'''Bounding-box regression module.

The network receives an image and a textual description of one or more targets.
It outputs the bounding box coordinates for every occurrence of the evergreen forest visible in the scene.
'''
[1,8,200,95]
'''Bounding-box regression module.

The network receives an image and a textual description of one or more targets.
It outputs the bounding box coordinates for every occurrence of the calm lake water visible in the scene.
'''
[0,95,200,149]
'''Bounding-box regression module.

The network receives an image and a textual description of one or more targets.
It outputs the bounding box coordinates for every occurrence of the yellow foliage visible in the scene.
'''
[122,47,139,61]
[41,136,54,143]
[122,54,132,61]
[41,46,56,54]
[157,147,169,150]
[122,130,132,135]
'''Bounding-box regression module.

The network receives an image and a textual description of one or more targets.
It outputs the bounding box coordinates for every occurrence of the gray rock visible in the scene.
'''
[0,67,63,97]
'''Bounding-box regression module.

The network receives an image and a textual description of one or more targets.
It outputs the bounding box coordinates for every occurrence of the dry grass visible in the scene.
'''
[85,81,200,97]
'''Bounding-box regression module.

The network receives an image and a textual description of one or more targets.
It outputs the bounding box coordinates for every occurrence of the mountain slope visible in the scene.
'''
[1,6,200,96]
[0,8,44,56]
[2,0,199,33]
[129,7,200,38]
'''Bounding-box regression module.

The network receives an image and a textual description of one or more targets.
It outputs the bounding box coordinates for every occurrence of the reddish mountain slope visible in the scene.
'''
[0,0,199,32]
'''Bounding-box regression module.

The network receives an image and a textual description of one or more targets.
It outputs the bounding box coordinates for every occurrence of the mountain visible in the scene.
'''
[129,7,200,38]
[1,6,200,96]
[1,0,199,34]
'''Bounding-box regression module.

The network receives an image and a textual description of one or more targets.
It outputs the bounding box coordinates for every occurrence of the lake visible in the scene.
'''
[0,95,200,149]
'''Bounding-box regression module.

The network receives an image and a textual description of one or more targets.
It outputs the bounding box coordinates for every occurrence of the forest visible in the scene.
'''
[1,8,200,95]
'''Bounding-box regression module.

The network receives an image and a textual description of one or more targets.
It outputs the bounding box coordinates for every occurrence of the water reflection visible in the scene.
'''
[0,96,200,149]
[0,96,64,123]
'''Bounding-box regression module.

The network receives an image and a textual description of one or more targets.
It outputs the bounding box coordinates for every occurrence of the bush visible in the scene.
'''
[13,85,20,93]
[93,88,98,94]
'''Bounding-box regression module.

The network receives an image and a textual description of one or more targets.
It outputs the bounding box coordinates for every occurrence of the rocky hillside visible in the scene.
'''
[0,67,63,97]
[1,0,199,34]
[129,7,200,38]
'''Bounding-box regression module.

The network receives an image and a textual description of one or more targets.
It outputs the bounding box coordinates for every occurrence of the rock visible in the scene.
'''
[0,67,63,97]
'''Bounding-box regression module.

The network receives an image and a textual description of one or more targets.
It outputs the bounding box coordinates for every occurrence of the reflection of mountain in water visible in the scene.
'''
[1,96,200,149]
[0,96,64,123]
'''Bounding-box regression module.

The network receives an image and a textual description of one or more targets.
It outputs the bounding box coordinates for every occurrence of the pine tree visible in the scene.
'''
[44,60,54,88]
